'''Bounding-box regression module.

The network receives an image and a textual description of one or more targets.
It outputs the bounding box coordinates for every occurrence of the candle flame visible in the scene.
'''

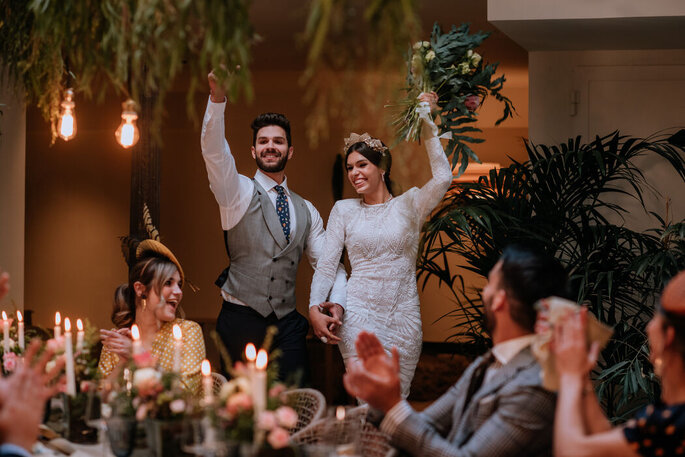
[1,311,6,321]
[256,349,268,370]
[336,406,346,421]
[131,324,140,341]
[173,324,182,341]
[201,359,211,376]
[245,343,256,361]
[64,317,71,332]
[17,311,22,322]
[55,311,61,326]
[76,319,83,331]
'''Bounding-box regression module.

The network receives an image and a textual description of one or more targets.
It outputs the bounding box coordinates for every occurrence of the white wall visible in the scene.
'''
[489,0,685,21]
[0,74,26,312]
[529,49,685,232]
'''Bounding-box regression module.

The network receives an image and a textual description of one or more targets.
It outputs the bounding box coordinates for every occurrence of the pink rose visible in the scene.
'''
[464,95,481,112]
[267,427,290,449]
[136,403,149,421]
[226,392,252,416]
[275,406,298,429]
[137,378,163,398]
[133,351,157,368]
[80,380,93,393]
[268,383,286,399]
[2,352,17,373]
[257,411,277,430]
[169,399,186,414]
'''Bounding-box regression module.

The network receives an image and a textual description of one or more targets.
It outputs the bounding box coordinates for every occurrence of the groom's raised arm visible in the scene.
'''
[200,72,253,231]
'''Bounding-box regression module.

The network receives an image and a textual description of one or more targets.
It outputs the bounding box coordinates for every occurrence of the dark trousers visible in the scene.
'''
[216,301,310,385]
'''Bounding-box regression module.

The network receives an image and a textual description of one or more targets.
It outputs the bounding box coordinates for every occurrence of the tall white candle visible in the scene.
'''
[253,349,268,418]
[76,319,84,352]
[54,312,62,339]
[64,318,76,396]
[245,343,256,380]
[1,311,9,354]
[201,359,212,405]
[16,310,24,351]
[172,324,182,372]
[131,324,142,356]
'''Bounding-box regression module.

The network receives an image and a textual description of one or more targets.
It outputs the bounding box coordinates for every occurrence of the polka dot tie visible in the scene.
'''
[274,185,291,243]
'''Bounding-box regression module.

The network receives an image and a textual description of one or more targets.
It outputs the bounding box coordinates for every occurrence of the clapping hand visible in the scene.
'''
[0,339,65,451]
[343,331,402,412]
[553,308,600,379]
[100,328,133,359]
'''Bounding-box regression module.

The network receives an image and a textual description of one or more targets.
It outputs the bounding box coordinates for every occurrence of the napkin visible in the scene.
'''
[532,296,613,391]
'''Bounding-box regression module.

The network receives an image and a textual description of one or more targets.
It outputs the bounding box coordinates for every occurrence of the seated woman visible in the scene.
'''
[552,270,685,457]
[98,239,206,395]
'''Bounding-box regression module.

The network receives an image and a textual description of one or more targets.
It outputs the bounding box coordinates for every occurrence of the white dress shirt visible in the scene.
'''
[200,97,347,307]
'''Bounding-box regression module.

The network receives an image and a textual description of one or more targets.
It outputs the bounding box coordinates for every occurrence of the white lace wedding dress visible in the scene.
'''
[310,122,452,397]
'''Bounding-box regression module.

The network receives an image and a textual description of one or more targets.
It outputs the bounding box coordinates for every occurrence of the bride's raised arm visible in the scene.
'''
[412,101,453,221]
[309,201,347,308]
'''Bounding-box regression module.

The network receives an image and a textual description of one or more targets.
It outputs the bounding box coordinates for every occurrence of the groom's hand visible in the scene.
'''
[322,302,344,333]
[208,71,227,103]
[309,304,342,344]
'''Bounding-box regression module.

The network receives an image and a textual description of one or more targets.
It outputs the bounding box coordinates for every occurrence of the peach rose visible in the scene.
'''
[275,406,298,429]
[267,427,290,449]
[257,411,277,430]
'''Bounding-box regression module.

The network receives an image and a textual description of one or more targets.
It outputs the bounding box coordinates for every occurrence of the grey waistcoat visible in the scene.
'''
[218,180,311,318]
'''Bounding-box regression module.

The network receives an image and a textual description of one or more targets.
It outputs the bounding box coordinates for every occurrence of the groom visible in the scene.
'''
[200,73,347,383]
[344,245,567,456]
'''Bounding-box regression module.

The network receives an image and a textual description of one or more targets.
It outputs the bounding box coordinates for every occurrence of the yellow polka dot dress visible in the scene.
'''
[98,318,206,395]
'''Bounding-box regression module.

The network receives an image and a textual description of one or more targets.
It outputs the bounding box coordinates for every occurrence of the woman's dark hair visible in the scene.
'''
[112,255,178,328]
[499,245,569,332]
[251,113,292,147]
[345,141,393,195]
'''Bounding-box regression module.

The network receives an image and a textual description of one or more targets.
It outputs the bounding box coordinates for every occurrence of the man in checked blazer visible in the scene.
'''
[344,245,568,457]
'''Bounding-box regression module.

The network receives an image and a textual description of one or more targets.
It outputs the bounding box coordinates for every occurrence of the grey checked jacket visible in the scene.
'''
[383,347,556,457]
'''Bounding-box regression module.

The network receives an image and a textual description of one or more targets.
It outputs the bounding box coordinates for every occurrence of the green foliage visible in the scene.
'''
[0,0,255,143]
[418,130,685,420]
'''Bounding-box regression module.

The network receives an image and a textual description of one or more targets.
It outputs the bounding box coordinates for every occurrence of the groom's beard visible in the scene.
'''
[256,149,289,173]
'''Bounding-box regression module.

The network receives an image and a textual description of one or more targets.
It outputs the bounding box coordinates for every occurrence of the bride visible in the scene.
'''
[309,93,452,397]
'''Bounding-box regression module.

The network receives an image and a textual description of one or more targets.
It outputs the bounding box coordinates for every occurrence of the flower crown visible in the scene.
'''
[343,132,388,156]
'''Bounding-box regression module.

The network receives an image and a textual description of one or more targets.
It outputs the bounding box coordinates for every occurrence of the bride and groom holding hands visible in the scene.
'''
[201,71,452,397]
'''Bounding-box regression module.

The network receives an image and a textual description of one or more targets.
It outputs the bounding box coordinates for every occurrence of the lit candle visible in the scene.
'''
[54,312,62,339]
[1,312,9,354]
[201,359,212,404]
[16,311,24,351]
[336,406,345,421]
[253,349,268,418]
[245,343,256,380]
[172,324,182,372]
[76,319,84,352]
[131,324,142,356]
[64,318,76,396]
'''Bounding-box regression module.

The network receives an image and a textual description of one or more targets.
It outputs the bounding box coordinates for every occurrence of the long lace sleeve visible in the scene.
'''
[309,201,347,307]
[412,113,453,221]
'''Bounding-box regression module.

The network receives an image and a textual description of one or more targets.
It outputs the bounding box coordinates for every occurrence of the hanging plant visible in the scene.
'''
[301,0,420,147]
[0,0,256,143]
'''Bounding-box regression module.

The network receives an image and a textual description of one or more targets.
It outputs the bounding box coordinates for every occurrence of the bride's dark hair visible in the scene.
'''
[345,141,394,195]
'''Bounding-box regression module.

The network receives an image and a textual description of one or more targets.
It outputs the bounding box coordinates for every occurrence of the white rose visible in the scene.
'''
[466,50,473,58]
[422,41,430,48]
[132,367,161,388]
[457,62,470,75]
[219,377,251,400]
[425,50,436,62]
[470,52,482,67]
[413,41,423,51]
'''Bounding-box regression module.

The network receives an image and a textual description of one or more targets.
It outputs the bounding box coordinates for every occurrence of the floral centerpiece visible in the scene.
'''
[393,22,515,175]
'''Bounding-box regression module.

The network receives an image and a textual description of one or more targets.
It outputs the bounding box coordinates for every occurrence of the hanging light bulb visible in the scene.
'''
[57,88,77,141]
[115,99,140,148]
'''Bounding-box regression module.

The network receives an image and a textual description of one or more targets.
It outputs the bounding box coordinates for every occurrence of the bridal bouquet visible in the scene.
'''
[393,23,515,175]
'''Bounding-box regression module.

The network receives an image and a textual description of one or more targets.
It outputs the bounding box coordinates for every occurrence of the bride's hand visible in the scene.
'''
[418,91,439,113]
[309,305,342,344]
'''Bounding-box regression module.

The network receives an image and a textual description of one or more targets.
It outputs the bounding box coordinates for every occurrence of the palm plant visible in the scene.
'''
[418,130,685,421]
